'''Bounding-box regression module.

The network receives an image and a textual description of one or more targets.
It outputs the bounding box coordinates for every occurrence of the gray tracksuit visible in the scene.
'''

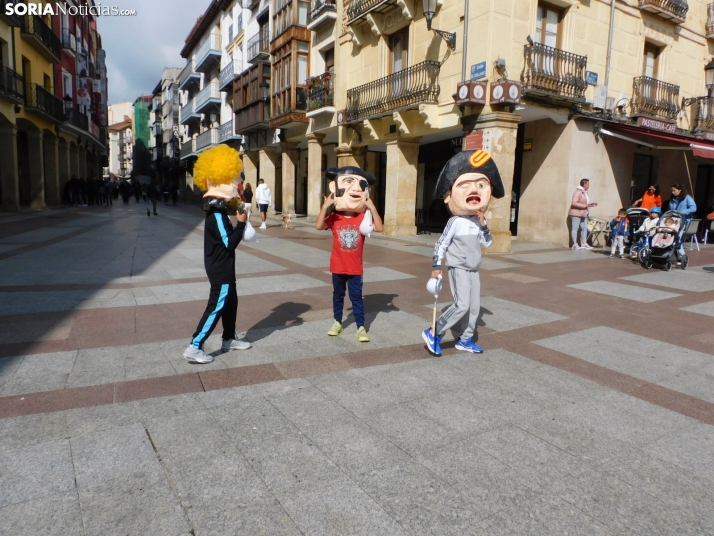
[432,215,492,341]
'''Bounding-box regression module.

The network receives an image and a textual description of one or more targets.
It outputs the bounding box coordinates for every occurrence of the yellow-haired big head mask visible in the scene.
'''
[194,145,243,191]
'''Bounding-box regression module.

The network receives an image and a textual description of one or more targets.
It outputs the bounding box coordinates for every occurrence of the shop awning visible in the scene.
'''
[596,122,714,160]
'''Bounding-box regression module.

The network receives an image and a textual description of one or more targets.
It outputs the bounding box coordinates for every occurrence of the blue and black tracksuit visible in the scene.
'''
[191,199,246,350]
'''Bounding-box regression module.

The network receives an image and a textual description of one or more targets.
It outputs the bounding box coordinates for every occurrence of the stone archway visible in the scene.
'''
[16,118,44,208]
[43,129,60,206]
[58,137,70,204]
[0,110,20,210]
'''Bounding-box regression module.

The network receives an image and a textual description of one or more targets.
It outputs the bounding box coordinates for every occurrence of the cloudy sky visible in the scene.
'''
[98,0,209,104]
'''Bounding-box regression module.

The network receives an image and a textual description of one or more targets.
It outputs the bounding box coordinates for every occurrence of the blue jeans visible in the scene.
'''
[570,216,588,245]
[332,273,364,327]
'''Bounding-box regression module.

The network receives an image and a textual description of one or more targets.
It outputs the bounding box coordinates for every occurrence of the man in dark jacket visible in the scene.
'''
[146,180,159,216]
[183,145,251,364]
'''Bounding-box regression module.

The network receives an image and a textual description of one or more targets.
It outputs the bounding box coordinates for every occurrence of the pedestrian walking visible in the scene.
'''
[667,183,697,263]
[162,183,170,204]
[422,150,503,357]
[243,182,253,219]
[146,180,159,216]
[569,178,597,249]
[69,175,79,206]
[316,166,383,343]
[133,180,142,203]
[78,177,88,206]
[183,145,251,364]
[170,182,179,206]
[255,178,272,229]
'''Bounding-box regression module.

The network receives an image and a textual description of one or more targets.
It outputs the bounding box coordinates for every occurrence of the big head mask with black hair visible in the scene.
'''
[326,166,376,214]
[433,150,505,216]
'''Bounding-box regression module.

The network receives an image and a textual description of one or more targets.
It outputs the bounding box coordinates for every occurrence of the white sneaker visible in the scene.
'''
[183,345,214,364]
[221,338,251,351]
[580,243,593,250]
[259,223,267,229]
[572,244,581,250]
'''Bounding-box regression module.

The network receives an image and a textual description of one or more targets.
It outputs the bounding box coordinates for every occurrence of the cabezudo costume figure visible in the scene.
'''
[316,166,383,343]
[183,145,253,364]
[422,150,505,357]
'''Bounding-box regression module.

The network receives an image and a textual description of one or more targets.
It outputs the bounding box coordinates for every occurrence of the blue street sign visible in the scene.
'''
[586,71,598,86]
[471,62,487,80]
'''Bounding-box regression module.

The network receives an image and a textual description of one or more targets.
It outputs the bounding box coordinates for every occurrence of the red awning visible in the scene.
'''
[599,122,714,160]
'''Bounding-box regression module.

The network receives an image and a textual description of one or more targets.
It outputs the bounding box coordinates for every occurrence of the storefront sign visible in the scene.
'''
[455,80,488,106]
[471,62,487,80]
[490,79,521,105]
[698,131,714,142]
[523,139,533,151]
[585,71,598,86]
[636,117,677,134]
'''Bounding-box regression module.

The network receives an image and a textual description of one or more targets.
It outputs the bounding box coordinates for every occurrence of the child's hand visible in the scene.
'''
[322,194,335,209]
[431,270,442,279]
[475,211,486,226]
[236,211,248,223]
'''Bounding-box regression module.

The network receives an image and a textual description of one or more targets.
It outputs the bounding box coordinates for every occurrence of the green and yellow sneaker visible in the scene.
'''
[327,321,344,336]
[356,326,370,342]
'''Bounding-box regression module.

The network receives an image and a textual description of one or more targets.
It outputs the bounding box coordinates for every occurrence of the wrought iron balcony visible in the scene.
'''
[308,0,336,29]
[65,109,89,131]
[219,60,243,91]
[307,72,335,115]
[243,0,261,9]
[247,30,270,64]
[631,76,680,121]
[707,3,714,39]
[522,42,588,101]
[195,32,222,73]
[346,0,398,24]
[61,28,76,53]
[638,0,688,23]
[195,80,221,113]
[0,65,25,105]
[196,128,219,152]
[25,83,65,123]
[179,61,201,90]
[685,95,714,132]
[218,119,241,142]
[180,99,201,124]
[180,139,196,160]
[21,15,62,63]
[345,61,440,122]
[0,0,22,26]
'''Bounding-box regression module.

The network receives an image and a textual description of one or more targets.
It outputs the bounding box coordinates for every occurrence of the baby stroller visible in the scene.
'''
[642,210,689,271]
[626,207,651,261]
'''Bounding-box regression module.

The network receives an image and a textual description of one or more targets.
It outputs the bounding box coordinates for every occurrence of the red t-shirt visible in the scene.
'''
[326,212,365,275]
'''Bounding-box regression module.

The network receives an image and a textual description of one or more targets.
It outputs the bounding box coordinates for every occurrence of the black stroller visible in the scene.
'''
[626,207,651,260]
[642,210,689,271]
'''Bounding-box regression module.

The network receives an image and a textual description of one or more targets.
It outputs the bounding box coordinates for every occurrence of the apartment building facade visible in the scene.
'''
[149,67,182,185]
[0,0,108,210]
[107,117,132,179]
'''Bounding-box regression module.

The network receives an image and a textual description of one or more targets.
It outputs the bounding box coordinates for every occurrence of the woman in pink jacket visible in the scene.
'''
[569,179,597,249]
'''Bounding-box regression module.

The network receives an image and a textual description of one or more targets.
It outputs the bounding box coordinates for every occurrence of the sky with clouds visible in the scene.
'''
[97,0,209,105]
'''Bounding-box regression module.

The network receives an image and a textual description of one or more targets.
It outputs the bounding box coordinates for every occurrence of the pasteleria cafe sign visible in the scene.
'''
[636,117,677,134]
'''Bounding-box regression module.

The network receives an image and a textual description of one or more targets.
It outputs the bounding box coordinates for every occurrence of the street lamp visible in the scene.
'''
[706,59,714,96]
[422,0,456,50]
[259,80,270,102]
[209,112,217,126]
[63,94,73,119]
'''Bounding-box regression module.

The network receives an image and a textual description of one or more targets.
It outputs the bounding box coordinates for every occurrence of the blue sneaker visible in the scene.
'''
[455,338,484,354]
[422,328,442,357]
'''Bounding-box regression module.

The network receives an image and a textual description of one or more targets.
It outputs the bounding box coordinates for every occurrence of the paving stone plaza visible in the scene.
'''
[1,203,714,535]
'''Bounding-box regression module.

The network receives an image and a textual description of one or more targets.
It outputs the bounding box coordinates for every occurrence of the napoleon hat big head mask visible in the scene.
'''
[434,150,504,216]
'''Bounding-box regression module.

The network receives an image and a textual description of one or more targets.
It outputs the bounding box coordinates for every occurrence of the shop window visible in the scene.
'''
[535,2,562,48]
[631,153,656,203]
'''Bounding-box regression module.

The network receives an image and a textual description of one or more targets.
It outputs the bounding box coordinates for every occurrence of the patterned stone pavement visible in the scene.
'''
[1,202,714,535]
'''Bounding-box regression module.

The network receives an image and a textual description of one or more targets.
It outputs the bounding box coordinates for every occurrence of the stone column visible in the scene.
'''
[383,137,421,236]
[280,141,298,215]
[258,146,277,212]
[58,140,70,200]
[306,132,325,222]
[27,130,45,209]
[70,143,79,177]
[43,134,60,206]
[334,145,366,168]
[0,126,20,210]
[243,150,258,190]
[461,112,520,253]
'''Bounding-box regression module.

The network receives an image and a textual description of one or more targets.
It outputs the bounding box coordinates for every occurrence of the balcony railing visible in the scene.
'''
[522,42,588,101]
[707,3,714,38]
[307,72,335,112]
[236,102,269,132]
[65,109,88,131]
[346,0,392,23]
[25,83,65,123]
[631,76,680,121]
[61,28,76,53]
[196,128,219,152]
[179,61,201,90]
[308,0,336,25]
[195,80,221,113]
[219,60,243,91]
[0,65,25,104]
[247,30,270,63]
[21,15,62,63]
[218,119,240,142]
[638,0,688,23]
[195,32,222,72]
[180,99,201,124]
[688,96,714,131]
[345,61,440,122]
[243,0,261,9]
[180,139,196,160]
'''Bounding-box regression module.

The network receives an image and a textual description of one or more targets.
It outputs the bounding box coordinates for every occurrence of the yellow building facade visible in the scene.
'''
[295,0,714,248]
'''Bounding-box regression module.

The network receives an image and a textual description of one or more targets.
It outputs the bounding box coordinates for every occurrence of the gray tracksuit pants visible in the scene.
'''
[435,268,480,342]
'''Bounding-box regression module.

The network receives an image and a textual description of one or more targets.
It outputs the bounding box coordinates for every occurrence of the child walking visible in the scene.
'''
[609,209,629,259]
